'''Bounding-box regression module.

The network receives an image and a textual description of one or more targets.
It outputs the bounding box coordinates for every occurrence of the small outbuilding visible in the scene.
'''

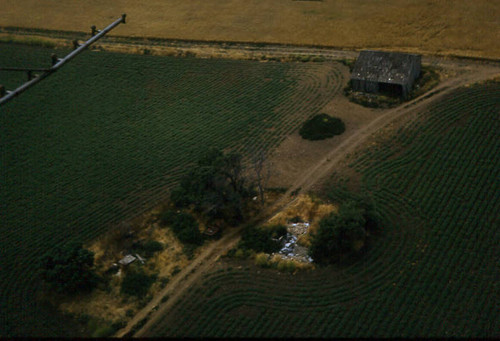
[350,50,421,99]
[118,254,137,266]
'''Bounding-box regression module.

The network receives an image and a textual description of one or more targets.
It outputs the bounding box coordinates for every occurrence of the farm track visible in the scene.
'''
[124,56,500,337]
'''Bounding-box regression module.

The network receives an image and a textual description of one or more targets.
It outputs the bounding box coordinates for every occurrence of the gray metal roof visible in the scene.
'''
[351,50,421,85]
[118,254,136,266]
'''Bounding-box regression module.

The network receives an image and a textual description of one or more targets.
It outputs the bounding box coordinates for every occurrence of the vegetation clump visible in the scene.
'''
[309,197,380,264]
[170,148,253,226]
[39,241,100,294]
[170,212,204,246]
[120,267,157,298]
[238,225,287,253]
[299,114,345,141]
[229,224,287,259]
[132,239,164,258]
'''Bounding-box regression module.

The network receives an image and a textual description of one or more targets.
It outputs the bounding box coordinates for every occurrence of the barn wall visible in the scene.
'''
[352,79,379,94]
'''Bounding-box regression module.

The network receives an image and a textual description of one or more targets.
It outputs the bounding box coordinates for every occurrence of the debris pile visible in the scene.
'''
[273,222,313,263]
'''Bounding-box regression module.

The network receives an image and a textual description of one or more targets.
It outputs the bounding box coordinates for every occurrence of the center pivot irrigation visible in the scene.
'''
[0,14,127,106]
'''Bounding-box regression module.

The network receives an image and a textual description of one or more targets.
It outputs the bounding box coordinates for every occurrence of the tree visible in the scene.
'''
[251,149,272,204]
[299,114,345,141]
[309,200,374,264]
[171,212,203,245]
[40,241,99,294]
[120,267,156,298]
[171,148,252,225]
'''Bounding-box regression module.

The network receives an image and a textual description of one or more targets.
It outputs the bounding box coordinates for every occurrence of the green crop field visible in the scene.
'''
[145,82,499,338]
[0,43,343,336]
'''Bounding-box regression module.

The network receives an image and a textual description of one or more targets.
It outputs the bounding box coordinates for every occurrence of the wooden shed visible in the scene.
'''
[351,50,421,99]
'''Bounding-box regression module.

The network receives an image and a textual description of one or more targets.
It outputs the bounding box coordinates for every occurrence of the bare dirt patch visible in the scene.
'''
[267,70,378,189]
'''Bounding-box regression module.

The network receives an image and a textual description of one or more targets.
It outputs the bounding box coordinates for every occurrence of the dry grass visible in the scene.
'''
[59,207,193,325]
[268,193,337,227]
[267,194,337,247]
[1,0,498,59]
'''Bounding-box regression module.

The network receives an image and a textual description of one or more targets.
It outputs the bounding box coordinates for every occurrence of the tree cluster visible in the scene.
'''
[170,148,253,226]
[309,197,380,264]
[39,242,99,294]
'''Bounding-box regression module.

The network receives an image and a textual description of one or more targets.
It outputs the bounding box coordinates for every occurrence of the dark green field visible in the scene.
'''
[146,82,499,337]
[0,43,343,336]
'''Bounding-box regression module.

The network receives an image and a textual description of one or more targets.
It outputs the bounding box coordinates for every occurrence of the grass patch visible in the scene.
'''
[0,34,57,48]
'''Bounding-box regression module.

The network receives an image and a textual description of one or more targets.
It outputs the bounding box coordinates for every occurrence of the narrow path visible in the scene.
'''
[117,61,499,338]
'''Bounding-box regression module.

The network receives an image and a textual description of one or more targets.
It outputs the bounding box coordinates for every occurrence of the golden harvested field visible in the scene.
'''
[1,0,499,59]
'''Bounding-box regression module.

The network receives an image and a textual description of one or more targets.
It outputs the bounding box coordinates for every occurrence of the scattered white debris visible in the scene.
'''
[274,222,313,263]
[135,253,146,264]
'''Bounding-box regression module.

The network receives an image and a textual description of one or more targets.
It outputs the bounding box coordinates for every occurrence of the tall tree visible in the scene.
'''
[39,241,99,294]
[171,148,251,225]
[309,200,376,264]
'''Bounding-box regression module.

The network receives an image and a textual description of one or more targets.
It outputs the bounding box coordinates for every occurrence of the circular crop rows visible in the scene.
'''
[146,82,499,338]
[0,43,343,336]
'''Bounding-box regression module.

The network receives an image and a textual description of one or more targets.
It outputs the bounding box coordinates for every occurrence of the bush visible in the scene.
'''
[159,209,178,227]
[254,253,270,267]
[171,212,203,245]
[276,259,297,273]
[237,224,287,254]
[120,268,156,298]
[92,325,115,338]
[39,241,100,294]
[142,240,164,254]
[299,114,345,141]
[309,199,378,264]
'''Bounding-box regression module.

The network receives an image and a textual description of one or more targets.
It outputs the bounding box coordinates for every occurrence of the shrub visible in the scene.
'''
[111,320,127,331]
[142,240,164,254]
[276,259,297,273]
[120,268,156,298]
[237,224,287,254]
[92,325,115,338]
[171,266,181,276]
[309,200,377,264]
[299,114,345,141]
[171,212,203,245]
[39,241,100,294]
[255,253,270,267]
[159,209,178,227]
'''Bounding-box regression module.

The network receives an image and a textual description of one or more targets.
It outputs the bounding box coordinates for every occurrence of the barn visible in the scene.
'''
[350,50,421,99]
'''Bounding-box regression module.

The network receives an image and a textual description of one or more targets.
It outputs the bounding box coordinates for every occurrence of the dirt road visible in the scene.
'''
[115,53,499,337]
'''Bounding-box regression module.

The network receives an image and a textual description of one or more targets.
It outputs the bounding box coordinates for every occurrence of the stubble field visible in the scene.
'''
[0,0,499,59]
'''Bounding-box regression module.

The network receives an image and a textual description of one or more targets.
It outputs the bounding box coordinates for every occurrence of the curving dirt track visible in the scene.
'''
[116,54,500,337]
